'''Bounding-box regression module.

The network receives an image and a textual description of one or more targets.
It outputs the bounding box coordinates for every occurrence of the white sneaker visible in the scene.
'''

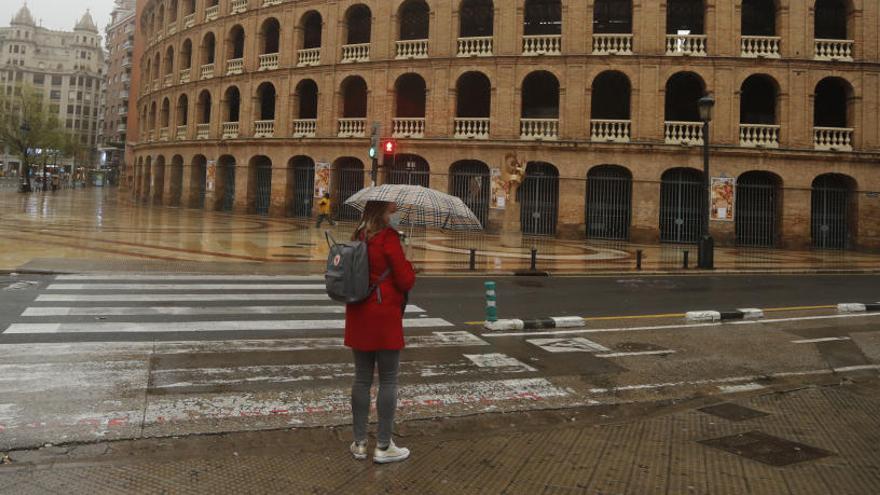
[373,440,410,464]
[350,441,368,460]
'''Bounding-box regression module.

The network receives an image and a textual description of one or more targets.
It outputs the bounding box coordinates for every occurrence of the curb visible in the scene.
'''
[685,308,764,322]
[484,316,585,331]
[837,302,880,313]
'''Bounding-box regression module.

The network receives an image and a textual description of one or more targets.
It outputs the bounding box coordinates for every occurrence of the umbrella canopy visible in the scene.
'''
[344,184,483,231]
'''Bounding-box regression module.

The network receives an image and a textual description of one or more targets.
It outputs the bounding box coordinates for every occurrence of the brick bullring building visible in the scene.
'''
[131,0,880,251]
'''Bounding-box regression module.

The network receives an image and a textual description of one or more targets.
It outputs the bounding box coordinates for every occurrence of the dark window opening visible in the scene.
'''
[665,72,705,121]
[521,71,560,119]
[342,78,368,118]
[815,0,848,39]
[460,0,494,37]
[303,12,322,49]
[591,71,631,120]
[346,5,372,44]
[524,0,561,36]
[593,0,633,34]
[814,78,849,127]
[667,0,704,34]
[400,1,430,40]
[740,76,777,124]
[297,80,318,119]
[395,74,427,118]
[741,0,776,36]
[456,72,491,118]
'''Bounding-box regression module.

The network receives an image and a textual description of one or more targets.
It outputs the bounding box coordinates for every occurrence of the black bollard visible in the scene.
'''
[469,248,476,271]
[683,250,689,269]
[636,250,643,270]
[530,248,537,271]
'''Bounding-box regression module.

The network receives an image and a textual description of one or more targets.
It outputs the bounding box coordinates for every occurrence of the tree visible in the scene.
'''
[0,84,64,191]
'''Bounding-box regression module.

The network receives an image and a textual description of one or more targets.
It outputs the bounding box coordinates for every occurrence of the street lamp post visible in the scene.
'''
[697,95,715,269]
[19,121,31,193]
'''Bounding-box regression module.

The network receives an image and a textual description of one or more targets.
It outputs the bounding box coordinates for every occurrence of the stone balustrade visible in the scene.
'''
[148,130,156,141]
[592,34,633,55]
[159,127,170,141]
[205,5,219,21]
[222,122,239,139]
[396,39,429,59]
[590,119,631,143]
[666,34,707,56]
[258,53,279,71]
[338,118,366,137]
[183,13,195,28]
[167,23,177,36]
[815,39,854,61]
[200,63,214,80]
[176,125,187,140]
[254,120,275,138]
[814,127,853,151]
[520,119,559,140]
[179,68,191,83]
[297,48,320,66]
[226,58,244,75]
[341,43,370,63]
[392,118,426,138]
[664,121,703,145]
[457,36,493,57]
[741,36,781,58]
[196,124,210,139]
[522,35,562,56]
[454,118,490,139]
[230,0,248,15]
[263,0,281,5]
[163,74,173,87]
[152,80,160,91]
[292,119,317,137]
[740,124,780,148]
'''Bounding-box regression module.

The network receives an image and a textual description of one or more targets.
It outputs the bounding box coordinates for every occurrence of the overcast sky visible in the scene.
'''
[2,1,117,35]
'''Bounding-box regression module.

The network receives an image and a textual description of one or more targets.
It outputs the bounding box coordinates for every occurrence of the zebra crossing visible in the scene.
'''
[0,274,571,450]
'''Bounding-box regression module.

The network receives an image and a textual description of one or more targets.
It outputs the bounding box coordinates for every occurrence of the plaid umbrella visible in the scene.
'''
[344,184,483,231]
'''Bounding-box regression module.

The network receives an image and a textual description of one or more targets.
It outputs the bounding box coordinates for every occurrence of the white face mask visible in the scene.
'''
[388,212,402,230]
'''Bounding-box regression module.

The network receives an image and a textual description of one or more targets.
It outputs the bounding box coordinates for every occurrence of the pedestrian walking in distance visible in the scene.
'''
[345,200,416,463]
[315,192,336,228]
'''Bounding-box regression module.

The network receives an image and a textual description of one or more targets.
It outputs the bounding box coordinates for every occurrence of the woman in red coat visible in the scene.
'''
[345,200,416,464]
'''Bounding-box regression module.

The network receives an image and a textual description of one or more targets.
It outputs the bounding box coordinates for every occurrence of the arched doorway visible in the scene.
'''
[735,171,781,247]
[586,165,632,240]
[191,155,207,209]
[519,162,559,235]
[386,154,429,187]
[449,161,490,227]
[290,156,315,218]
[251,155,272,215]
[333,158,365,221]
[153,155,166,203]
[217,155,236,212]
[811,173,855,250]
[659,168,703,243]
[170,155,184,206]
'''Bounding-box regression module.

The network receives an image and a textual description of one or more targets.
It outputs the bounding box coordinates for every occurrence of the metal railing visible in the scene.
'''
[453,118,490,139]
[254,120,275,138]
[396,39,429,59]
[739,124,780,148]
[457,36,493,57]
[814,127,853,151]
[590,119,631,143]
[196,123,211,139]
[179,68,191,83]
[814,39,854,61]
[520,119,559,140]
[522,34,562,55]
[200,63,215,80]
[292,118,316,137]
[338,118,366,137]
[592,34,633,55]
[665,34,707,56]
[741,36,780,58]
[226,58,244,75]
[341,43,370,63]
[222,122,240,139]
[297,48,320,66]
[664,121,703,145]
[392,118,425,138]
[258,53,279,71]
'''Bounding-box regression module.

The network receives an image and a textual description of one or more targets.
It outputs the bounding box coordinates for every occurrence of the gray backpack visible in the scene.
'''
[325,232,389,304]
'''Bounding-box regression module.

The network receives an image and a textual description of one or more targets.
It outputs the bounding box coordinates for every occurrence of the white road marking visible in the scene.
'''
[46,283,326,291]
[484,312,880,338]
[0,361,148,394]
[21,305,426,317]
[527,337,610,353]
[36,293,331,302]
[3,318,454,334]
[595,350,676,358]
[463,353,536,372]
[718,383,766,393]
[54,275,324,281]
[791,336,852,344]
[0,332,487,359]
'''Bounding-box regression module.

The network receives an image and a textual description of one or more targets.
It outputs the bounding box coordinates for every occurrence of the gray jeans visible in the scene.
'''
[351,350,400,446]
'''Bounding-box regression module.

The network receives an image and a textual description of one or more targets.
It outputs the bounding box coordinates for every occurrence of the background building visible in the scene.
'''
[101,0,137,184]
[131,0,880,251]
[0,4,105,178]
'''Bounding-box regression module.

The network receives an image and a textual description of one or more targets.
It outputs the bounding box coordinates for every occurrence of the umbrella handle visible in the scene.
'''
[325,231,336,248]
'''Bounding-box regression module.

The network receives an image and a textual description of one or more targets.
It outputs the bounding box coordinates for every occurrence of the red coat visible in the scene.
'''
[344,228,416,351]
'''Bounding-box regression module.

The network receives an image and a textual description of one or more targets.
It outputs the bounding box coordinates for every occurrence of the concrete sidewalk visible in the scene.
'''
[2,376,878,494]
[2,188,879,276]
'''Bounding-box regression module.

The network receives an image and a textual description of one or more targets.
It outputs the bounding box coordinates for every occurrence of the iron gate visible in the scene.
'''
[386,155,430,187]
[659,168,703,243]
[811,175,850,250]
[292,159,315,218]
[335,162,364,221]
[195,163,206,209]
[170,165,183,206]
[586,166,632,240]
[519,163,559,236]
[220,164,235,212]
[449,162,490,228]
[736,173,777,247]
[255,165,272,216]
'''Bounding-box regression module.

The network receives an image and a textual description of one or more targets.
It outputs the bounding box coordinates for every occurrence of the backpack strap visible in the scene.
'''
[372,268,392,303]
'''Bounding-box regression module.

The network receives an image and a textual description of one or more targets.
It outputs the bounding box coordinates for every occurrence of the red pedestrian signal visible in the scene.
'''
[381,139,397,156]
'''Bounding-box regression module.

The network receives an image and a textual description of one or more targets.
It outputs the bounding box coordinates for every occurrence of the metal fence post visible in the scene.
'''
[484,281,497,322]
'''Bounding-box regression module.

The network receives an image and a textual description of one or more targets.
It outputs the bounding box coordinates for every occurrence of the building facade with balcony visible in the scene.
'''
[101,1,137,180]
[132,0,880,251]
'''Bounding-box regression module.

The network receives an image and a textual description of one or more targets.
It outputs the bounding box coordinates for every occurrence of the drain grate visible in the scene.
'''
[699,431,834,466]
[698,403,769,421]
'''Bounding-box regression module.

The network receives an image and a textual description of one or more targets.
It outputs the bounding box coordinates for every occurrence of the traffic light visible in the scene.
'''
[369,128,380,159]
[381,138,398,156]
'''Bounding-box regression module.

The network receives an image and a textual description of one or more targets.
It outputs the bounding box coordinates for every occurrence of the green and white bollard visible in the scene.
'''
[484,281,497,322]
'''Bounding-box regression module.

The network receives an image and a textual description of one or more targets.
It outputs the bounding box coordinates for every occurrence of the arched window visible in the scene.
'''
[741,0,776,36]
[201,32,216,65]
[591,71,631,120]
[814,77,852,128]
[164,46,174,75]
[346,5,372,44]
[523,0,561,36]
[176,94,189,126]
[197,90,212,123]
[399,0,429,40]
[295,79,319,119]
[521,71,559,118]
[160,98,170,127]
[260,18,280,55]
[301,11,322,49]
[740,75,778,125]
[181,39,192,69]
[460,0,493,37]
[256,82,276,121]
[341,76,367,118]
[666,0,704,34]
[593,0,632,34]
[227,25,245,60]
[815,0,850,40]
[223,86,240,122]
[395,74,426,118]
[664,72,705,122]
